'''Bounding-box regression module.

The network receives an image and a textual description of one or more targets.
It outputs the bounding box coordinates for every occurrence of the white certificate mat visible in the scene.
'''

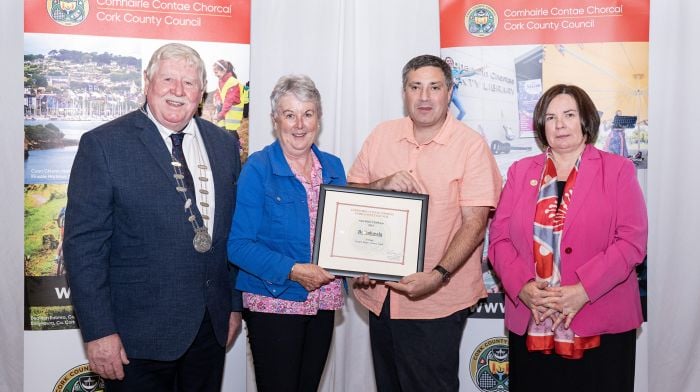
[312,185,428,281]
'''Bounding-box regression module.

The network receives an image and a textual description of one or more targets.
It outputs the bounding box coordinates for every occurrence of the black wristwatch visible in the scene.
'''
[433,265,451,284]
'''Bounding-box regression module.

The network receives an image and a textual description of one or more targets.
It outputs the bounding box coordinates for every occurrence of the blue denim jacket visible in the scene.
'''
[227,141,346,301]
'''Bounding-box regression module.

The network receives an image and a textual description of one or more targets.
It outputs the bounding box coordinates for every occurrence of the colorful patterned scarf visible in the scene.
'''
[526,149,600,359]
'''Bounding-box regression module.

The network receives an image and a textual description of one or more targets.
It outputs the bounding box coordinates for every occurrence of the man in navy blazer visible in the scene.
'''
[64,43,242,391]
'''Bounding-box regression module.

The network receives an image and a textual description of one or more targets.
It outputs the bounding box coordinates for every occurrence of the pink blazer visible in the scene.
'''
[488,145,648,336]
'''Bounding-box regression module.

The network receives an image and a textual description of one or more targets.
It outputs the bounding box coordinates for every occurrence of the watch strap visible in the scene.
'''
[433,265,451,283]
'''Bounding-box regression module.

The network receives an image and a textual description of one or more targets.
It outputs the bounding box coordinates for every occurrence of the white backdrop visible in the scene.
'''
[647,1,700,391]
[1,2,24,391]
[3,1,700,391]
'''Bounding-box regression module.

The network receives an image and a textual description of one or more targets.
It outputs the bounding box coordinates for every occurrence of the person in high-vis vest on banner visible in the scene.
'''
[212,59,244,134]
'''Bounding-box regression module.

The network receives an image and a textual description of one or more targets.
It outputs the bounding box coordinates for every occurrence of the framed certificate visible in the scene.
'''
[312,185,428,281]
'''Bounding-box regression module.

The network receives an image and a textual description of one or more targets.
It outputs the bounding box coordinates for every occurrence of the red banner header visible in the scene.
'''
[25,0,250,44]
[440,0,649,47]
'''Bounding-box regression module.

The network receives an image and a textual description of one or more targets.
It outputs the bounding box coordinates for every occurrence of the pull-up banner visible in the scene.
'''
[440,1,649,391]
[23,1,250,390]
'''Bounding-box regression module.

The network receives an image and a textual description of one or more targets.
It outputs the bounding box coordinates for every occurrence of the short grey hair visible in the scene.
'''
[270,74,322,118]
[144,43,206,90]
[401,54,453,90]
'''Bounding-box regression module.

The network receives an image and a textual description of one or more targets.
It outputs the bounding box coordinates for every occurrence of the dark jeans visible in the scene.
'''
[243,309,335,392]
[105,311,225,392]
[369,295,469,392]
[508,329,637,392]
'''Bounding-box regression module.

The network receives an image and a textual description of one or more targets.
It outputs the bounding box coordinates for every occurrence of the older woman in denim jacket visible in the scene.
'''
[227,74,346,392]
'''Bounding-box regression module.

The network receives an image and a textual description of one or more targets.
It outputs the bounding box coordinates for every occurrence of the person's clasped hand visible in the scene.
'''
[518,280,562,325]
[543,282,590,330]
[289,263,334,291]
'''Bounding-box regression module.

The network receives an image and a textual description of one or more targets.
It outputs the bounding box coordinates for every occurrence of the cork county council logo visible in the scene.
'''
[469,337,509,391]
[47,0,89,27]
[52,363,104,392]
[465,4,498,37]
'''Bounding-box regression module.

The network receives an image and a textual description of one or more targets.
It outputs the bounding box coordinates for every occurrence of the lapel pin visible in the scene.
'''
[530,179,538,186]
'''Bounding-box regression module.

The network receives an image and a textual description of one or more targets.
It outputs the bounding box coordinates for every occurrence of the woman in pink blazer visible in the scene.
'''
[488,84,647,391]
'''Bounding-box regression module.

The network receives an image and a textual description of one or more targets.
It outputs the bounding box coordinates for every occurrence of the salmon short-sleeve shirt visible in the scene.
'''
[347,114,502,319]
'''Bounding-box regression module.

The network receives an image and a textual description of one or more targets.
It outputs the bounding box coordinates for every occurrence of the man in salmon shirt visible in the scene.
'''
[349,54,501,392]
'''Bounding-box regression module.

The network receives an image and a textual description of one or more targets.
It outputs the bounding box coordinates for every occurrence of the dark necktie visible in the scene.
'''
[170,133,198,212]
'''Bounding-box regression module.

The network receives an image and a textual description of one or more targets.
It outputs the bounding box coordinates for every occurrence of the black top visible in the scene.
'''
[557,180,566,206]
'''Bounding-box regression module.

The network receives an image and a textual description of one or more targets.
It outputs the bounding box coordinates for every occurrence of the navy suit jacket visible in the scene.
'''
[64,110,242,361]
